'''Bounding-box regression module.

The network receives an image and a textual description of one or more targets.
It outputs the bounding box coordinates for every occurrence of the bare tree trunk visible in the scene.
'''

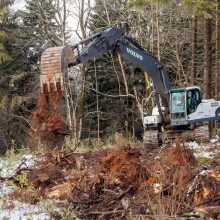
[150,4,154,53]
[94,60,100,141]
[77,65,87,140]
[65,70,73,133]
[203,18,212,99]
[204,17,213,134]
[215,1,220,100]
[62,0,67,45]
[76,0,91,140]
[79,0,87,39]
[118,55,129,95]
[191,13,197,85]
[133,87,143,119]
[156,3,160,60]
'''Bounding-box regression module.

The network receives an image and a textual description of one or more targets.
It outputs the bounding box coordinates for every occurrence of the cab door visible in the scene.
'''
[170,89,188,125]
[186,89,201,115]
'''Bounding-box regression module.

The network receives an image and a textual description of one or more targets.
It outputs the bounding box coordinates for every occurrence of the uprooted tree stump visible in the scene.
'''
[29,89,69,149]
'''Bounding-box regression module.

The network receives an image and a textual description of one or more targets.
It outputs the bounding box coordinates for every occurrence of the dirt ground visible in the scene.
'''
[6,141,219,220]
[20,89,220,219]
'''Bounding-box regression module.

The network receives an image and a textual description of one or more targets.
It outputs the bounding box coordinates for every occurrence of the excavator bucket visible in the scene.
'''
[40,46,76,93]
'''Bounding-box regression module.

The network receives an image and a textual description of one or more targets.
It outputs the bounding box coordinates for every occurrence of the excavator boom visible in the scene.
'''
[41,28,170,110]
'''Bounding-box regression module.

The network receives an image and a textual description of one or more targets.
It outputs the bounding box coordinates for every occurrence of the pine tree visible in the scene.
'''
[203,17,212,99]
[0,1,12,64]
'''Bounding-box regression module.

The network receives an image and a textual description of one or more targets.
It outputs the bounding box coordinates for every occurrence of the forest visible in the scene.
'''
[0,0,219,150]
[0,0,220,219]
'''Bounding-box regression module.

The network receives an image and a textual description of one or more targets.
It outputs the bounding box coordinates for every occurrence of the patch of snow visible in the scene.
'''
[153,183,161,188]
[0,181,15,198]
[121,197,129,210]
[185,141,199,150]
[198,170,211,176]
[0,155,38,178]
[194,151,214,159]
[185,141,216,159]
[0,155,65,220]
[0,196,63,220]
[210,135,219,143]
[0,200,50,220]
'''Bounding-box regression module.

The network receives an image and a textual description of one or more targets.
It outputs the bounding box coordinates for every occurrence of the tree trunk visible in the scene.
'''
[150,3,154,52]
[94,60,100,141]
[79,0,87,39]
[215,1,220,100]
[203,18,212,99]
[118,55,129,95]
[191,13,197,85]
[62,0,66,45]
[78,64,88,140]
[156,3,160,60]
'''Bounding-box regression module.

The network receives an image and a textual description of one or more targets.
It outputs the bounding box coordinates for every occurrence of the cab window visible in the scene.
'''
[195,89,201,103]
[171,91,185,113]
[187,89,201,114]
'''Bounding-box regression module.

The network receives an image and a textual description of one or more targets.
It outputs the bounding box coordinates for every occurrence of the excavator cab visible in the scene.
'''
[170,87,201,126]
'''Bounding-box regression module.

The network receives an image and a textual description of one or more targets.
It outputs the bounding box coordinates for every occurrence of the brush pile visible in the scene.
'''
[3,141,219,219]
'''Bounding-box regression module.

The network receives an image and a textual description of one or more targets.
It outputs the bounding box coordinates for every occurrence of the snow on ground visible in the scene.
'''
[0,154,57,219]
[0,200,50,220]
[0,181,15,199]
[0,154,37,178]
[185,136,220,159]
[0,139,219,219]
[0,178,63,220]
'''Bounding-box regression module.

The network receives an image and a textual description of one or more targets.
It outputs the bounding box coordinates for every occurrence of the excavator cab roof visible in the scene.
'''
[170,86,200,93]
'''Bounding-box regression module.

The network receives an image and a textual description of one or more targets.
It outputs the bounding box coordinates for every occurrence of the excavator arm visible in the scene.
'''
[69,28,171,108]
[40,27,171,109]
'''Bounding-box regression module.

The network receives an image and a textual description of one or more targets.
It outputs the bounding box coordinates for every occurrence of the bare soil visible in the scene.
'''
[29,89,69,148]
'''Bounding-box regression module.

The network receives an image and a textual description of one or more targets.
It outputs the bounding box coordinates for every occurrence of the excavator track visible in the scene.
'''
[144,124,210,148]
[40,46,75,93]
[194,125,209,142]
[143,130,159,149]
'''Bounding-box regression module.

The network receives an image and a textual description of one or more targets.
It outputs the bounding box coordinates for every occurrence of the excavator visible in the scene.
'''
[40,27,220,147]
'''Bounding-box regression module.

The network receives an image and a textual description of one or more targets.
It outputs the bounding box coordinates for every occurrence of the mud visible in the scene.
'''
[30,88,69,148]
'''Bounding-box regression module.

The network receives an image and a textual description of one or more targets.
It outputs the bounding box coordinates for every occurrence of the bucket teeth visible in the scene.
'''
[40,74,63,93]
[40,46,75,93]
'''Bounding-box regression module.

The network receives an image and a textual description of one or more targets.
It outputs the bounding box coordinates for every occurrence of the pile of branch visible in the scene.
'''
[3,144,220,219]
